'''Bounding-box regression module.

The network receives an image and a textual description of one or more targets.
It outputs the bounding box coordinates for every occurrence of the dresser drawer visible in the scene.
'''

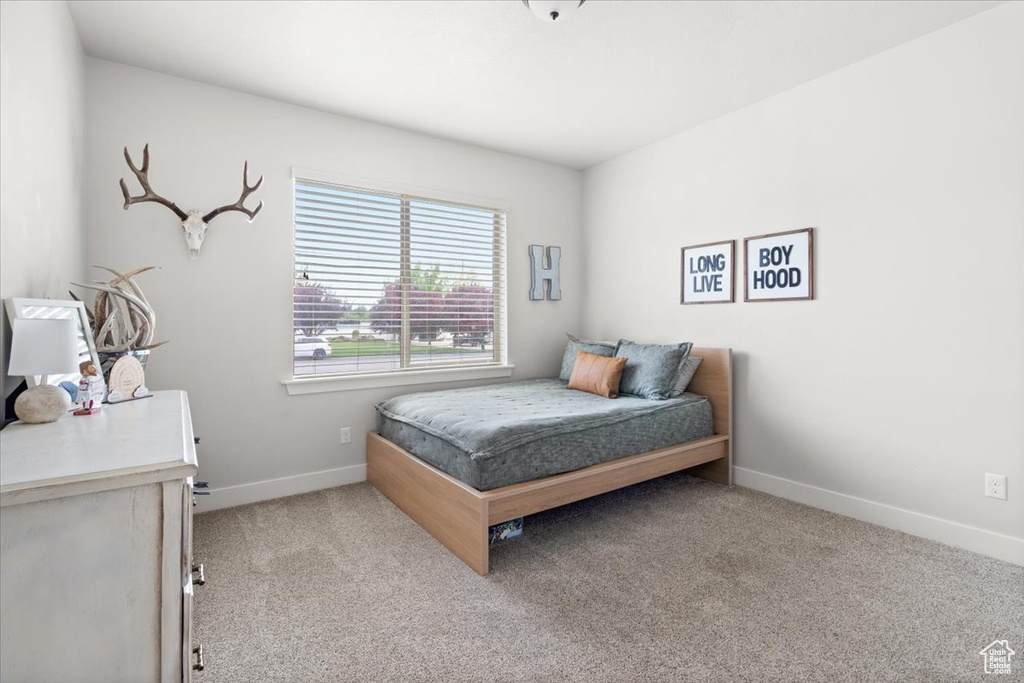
[1,485,166,681]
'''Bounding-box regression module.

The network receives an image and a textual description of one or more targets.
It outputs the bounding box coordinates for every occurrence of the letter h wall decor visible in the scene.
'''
[529,245,562,301]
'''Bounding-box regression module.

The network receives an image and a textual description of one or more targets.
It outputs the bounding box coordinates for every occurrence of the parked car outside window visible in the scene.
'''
[294,336,332,360]
[452,334,490,350]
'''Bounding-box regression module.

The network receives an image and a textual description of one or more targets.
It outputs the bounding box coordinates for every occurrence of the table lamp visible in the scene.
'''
[9,317,79,423]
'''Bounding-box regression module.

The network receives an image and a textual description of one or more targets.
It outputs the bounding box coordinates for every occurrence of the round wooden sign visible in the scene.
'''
[108,356,145,402]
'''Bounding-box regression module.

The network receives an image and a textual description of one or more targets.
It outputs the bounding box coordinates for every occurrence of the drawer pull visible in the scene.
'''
[194,436,201,445]
[193,482,211,507]
[192,563,206,586]
[193,644,205,672]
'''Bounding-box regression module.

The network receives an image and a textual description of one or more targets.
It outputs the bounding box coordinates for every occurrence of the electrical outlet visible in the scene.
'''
[985,473,1006,500]
[340,427,351,445]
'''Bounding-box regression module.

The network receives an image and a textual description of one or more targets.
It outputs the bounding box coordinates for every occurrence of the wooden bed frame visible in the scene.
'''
[367,347,732,576]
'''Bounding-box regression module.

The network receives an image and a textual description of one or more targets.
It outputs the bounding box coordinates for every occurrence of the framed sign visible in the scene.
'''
[681,240,734,304]
[744,228,814,302]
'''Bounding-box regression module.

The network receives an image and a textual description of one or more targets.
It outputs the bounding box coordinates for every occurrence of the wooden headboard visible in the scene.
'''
[685,347,731,438]
[684,347,732,485]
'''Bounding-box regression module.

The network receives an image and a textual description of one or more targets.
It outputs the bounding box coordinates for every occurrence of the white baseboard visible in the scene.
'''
[194,464,367,513]
[734,467,1024,566]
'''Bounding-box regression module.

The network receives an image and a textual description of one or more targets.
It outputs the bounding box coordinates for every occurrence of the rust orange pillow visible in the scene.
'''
[568,350,628,398]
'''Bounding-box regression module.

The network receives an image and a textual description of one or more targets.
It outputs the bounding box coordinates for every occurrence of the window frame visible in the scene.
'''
[284,167,512,395]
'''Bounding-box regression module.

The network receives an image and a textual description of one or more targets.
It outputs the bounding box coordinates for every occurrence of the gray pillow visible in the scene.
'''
[559,334,617,381]
[615,339,693,399]
[669,355,703,397]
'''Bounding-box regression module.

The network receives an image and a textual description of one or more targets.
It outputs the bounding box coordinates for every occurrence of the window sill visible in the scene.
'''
[282,364,515,396]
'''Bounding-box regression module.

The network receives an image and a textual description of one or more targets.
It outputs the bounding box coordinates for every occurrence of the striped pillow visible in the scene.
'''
[669,355,703,397]
[568,351,628,398]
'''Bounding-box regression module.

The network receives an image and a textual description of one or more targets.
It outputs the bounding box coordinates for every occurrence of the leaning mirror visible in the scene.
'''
[4,298,101,389]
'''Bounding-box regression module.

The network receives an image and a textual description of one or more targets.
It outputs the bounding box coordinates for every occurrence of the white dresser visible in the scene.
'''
[1,390,202,683]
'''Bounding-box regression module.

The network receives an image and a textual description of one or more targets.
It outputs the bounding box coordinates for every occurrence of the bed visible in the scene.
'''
[367,346,732,575]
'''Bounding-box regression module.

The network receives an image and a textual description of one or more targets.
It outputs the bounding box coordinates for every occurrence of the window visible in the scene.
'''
[293,177,507,379]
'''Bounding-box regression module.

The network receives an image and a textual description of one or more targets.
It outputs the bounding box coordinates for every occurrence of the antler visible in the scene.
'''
[119,144,189,221]
[202,162,264,223]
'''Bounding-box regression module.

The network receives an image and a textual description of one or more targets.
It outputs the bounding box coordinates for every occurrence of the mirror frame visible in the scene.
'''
[4,297,101,389]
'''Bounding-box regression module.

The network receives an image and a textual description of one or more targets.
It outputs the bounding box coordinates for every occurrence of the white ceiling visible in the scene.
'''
[67,0,1000,170]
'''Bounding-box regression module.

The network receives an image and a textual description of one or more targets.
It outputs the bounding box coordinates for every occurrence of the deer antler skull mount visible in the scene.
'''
[119,144,264,260]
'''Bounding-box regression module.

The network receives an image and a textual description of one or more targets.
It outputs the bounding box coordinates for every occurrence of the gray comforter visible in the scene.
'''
[376,379,714,490]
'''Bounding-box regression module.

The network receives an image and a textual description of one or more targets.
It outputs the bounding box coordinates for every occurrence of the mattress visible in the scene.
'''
[375,379,714,491]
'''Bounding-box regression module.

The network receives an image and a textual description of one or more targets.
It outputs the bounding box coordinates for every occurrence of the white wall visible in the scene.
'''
[84,59,582,506]
[583,3,1023,563]
[0,0,86,400]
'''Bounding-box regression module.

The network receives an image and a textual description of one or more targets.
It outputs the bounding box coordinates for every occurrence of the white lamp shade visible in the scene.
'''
[9,318,80,376]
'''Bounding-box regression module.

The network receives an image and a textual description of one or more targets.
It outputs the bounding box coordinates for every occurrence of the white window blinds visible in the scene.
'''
[293,178,506,377]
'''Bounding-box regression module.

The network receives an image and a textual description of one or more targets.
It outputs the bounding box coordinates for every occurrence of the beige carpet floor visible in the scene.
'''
[193,474,1023,682]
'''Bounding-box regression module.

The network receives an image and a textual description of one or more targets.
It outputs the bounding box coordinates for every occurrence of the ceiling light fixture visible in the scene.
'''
[522,0,586,23]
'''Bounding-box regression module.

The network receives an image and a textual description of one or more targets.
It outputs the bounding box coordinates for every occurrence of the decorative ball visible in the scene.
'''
[14,385,69,424]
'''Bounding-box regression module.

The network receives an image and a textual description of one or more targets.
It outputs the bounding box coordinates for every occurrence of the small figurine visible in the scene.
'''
[74,361,105,415]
